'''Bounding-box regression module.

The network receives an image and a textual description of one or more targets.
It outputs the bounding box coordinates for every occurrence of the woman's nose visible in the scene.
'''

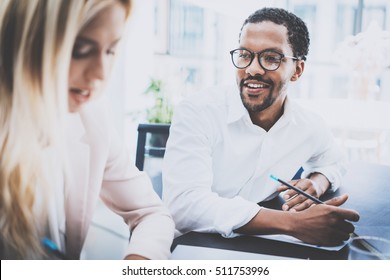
[87,53,108,81]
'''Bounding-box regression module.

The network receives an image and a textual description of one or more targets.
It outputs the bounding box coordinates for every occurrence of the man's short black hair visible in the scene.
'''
[240,7,310,61]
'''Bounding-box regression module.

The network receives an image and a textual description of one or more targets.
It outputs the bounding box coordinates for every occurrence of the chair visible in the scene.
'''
[135,123,170,197]
[292,167,304,180]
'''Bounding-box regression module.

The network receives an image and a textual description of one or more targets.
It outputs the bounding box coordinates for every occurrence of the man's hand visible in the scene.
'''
[289,194,360,246]
[236,194,359,246]
[277,178,322,211]
[277,173,329,211]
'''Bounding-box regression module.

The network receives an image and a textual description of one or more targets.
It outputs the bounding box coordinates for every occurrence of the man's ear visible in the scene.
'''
[290,60,305,81]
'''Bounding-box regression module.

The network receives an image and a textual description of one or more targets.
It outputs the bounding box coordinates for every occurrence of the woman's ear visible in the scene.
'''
[290,60,305,81]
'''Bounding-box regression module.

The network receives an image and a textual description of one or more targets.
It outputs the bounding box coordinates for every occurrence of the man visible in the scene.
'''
[163,7,359,246]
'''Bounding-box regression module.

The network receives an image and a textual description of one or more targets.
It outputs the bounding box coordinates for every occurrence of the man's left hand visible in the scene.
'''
[277,173,329,211]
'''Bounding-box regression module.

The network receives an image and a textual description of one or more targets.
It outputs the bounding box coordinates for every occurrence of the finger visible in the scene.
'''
[321,228,352,246]
[283,180,314,200]
[335,207,360,222]
[290,199,313,211]
[330,229,351,244]
[282,193,300,210]
[284,194,313,211]
[276,185,289,192]
[283,189,297,200]
[292,181,309,192]
[324,194,349,206]
[313,231,348,247]
[335,220,356,234]
[324,195,360,221]
[283,187,309,200]
[276,180,299,192]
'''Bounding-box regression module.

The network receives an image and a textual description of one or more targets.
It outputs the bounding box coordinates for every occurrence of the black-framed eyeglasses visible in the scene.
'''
[229,48,298,71]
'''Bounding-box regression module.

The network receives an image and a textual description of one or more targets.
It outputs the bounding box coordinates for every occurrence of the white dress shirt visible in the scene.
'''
[163,85,346,238]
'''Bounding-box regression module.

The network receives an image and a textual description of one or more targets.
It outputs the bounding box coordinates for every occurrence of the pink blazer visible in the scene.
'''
[63,100,174,259]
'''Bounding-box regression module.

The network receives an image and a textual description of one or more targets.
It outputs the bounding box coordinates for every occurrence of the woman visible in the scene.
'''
[0,0,174,259]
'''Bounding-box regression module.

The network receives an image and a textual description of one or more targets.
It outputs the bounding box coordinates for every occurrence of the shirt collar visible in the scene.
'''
[271,96,297,131]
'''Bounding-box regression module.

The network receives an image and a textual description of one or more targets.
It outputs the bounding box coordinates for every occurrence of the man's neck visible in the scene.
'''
[249,99,285,131]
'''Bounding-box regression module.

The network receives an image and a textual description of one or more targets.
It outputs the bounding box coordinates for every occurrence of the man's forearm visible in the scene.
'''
[234,208,296,236]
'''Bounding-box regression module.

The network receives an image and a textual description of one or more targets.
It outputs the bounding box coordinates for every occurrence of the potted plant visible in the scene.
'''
[144,78,174,124]
[143,78,173,147]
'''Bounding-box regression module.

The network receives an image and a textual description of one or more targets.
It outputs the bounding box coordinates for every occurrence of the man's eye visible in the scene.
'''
[263,55,280,63]
[239,53,251,60]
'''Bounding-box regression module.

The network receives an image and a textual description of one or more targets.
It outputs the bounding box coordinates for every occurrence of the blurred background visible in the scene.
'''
[108,0,390,165]
[83,0,390,259]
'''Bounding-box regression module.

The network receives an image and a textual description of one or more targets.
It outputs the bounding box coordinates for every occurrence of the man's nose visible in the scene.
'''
[245,55,266,76]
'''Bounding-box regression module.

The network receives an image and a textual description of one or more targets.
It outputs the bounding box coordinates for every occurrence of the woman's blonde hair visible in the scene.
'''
[0,0,132,259]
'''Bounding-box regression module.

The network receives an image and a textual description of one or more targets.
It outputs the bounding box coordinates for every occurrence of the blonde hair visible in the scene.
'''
[0,0,132,259]
[82,0,132,28]
[0,0,87,259]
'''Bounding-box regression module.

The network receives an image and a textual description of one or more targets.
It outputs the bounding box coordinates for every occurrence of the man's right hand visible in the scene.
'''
[290,194,360,246]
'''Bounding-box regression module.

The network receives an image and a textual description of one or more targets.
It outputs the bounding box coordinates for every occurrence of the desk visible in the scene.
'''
[171,162,390,259]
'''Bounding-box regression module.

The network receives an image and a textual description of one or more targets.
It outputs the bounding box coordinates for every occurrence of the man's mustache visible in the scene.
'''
[240,75,273,87]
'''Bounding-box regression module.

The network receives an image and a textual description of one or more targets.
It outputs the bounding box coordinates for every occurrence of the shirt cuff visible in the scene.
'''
[302,165,346,193]
[214,200,261,238]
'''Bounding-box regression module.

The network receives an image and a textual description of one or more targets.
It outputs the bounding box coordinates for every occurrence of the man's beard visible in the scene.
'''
[240,87,274,112]
[239,75,285,113]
